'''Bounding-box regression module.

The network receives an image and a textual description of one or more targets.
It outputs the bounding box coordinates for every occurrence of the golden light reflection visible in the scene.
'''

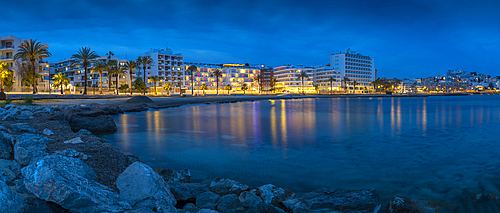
[377,98,383,131]
[390,98,395,133]
[271,104,277,147]
[422,99,427,134]
[397,98,401,131]
[154,111,161,138]
[280,100,287,148]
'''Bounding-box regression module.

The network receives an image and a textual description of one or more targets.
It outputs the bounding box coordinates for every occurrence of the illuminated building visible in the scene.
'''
[330,49,375,89]
[313,65,341,91]
[140,48,184,89]
[273,65,315,93]
[183,62,260,91]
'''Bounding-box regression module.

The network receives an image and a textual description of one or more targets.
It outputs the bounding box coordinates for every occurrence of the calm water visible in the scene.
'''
[101,95,500,205]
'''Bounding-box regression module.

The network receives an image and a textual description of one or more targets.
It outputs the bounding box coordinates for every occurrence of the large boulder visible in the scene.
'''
[154,167,191,183]
[388,196,436,213]
[216,194,246,212]
[256,184,291,204]
[116,162,176,212]
[14,133,49,166]
[0,132,13,159]
[67,115,117,134]
[169,182,209,201]
[125,96,154,104]
[0,179,27,213]
[300,187,381,213]
[196,191,221,210]
[0,160,20,184]
[209,178,249,196]
[22,155,130,212]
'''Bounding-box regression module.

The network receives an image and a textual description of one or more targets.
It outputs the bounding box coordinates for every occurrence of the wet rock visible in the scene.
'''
[116,162,176,211]
[196,191,221,210]
[216,194,246,212]
[63,137,83,144]
[209,177,249,196]
[67,115,118,134]
[0,133,13,159]
[14,133,49,166]
[0,179,27,213]
[22,155,131,212]
[103,106,124,115]
[281,195,309,212]
[126,208,156,213]
[77,128,92,135]
[197,209,219,213]
[0,163,18,184]
[301,187,381,213]
[239,190,263,207]
[4,104,15,110]
[388,196,435,213]
[10,123,36,133]
[169,182,209,201]
[2,113,15,121]
[42,128,54,136]
[182,203,200,211]
[256,184,290,204]
[0,159,21,177]
[17,110,34,120]
[154,167,191,183]
[54,148,91,160]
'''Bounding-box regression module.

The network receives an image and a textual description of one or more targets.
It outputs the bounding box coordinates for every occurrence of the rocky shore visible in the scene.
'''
[0,96,485,213]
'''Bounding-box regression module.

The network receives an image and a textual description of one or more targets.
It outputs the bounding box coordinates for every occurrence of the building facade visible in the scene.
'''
[330,49,375,89]
[274,65,315,93]
[183,62,260,91]
[313,65,341,92]
[140,48,184,89]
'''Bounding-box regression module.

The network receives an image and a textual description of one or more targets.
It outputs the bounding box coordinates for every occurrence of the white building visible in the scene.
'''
[313,65,341,92]
[274,65,315,93]
[330,49,375,89]
[140,48,184,89]
[183,62,260,91]
[0,35,50,92]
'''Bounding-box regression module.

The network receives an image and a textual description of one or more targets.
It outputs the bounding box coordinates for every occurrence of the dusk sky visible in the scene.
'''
[2,0,500,78]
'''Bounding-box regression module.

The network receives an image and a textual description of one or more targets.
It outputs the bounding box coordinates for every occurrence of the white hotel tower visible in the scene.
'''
[140,48,184,88]
[330,49,375,88]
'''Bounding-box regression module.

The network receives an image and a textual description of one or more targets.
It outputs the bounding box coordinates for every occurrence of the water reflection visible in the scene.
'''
[104,95,500,206]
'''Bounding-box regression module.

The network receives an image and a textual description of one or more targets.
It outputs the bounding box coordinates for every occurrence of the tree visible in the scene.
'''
[241,83,248,95]
[314,84,319,94]
[213,69,223,95]
[176,80,183,95]
[0,61,12,93]
[296,71,309,94]
[109,62,126,95]
[119,84,129,93]
[352,80,358,94]
[137,56,154,95]
[52,73,69,94]
[70,47,99,95]
[149,76,160,95]
[224,84,232,94]
[91,61,107,94]
[200,83,208,95]
[328,76,336,95]
[341,77,350,93]
[13,39,51,94]
[163,82,172,95]
[488,83,495,90]
[187,65,197,95]
[124,60,137,95]
[133,77,146,93]
[253,74,263,93]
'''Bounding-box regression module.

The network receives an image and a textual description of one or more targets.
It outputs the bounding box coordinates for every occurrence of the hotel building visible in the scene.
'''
[183,62,260,91]
[330,49,375,90]
[313,65,342,91]
[140,48,184,88]
[0,35,50,92]
[274,65,315,93]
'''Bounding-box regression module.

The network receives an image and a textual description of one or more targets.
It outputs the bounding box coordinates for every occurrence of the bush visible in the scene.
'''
[134,78,146,93]
[5,98,12,104]
[23,95,34,105]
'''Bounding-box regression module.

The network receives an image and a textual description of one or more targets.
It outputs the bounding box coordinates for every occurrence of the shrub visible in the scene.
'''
[23,95,34,105]
[5,98,12,104]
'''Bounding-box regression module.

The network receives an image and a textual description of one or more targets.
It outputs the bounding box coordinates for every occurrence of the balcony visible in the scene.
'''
[0,56,14,61]
[0,45,14,50]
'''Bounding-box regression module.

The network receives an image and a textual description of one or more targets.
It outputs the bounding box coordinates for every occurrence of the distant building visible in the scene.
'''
[260,67,274,91]
[330,49,375,89]
[1,35,50,92]
[183,62,260,91]
[313,65,341,92]
[140,48,184,89]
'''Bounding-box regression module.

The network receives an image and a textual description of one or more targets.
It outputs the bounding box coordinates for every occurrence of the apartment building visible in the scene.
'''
[330,49,375,89]
[260,67,274,91]
[313,65,341,91]
[183,62,259,91]
[274,65,314,93]
[140,48,184,88]
[0,35,50,92]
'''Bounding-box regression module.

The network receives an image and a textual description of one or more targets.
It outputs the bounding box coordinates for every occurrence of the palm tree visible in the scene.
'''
[352,80,358,94]
[70,47,99,95]
[0,61,11,93]
[13,39,52,94]
[241,83,248,95]
[341,77,350,93]
[271,78,278,93]
[150,76,160,95]
[163,82,172,95]
[137,56,154,95]
[187,65,197,95]
[296,71,309,94]
[200,83,208,95]
[91,61,107,94]
[224,84,232,94]
[328,76,336,95]
[124,61,137,95]
[109,62,126,95]
[253,74,263,93]
[213,69,223,95]
[106,51,114,59]
[52,73,69,94]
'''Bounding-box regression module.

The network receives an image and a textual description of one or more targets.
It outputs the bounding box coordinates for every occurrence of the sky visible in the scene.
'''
[2,0,500,78]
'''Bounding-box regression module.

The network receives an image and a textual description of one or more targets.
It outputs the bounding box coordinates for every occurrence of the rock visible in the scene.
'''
[14,133,49,166]
[0,131,15,144]
[2,113,15,121]
[17,110,34,120]
[0,159,21,177]
[196,191,221,210]
[301,187,381,213]
[77,128,93,135]
[54,148,91,160]
[22,155,130,212]
[0,125,8,132]
[197,209,219,213]
[281,195,309,212]
[10,123,36,133]
[216,194,245,212]
[126,208,156,213]
[0,179,28,213]
[125,96,154,104]
[169,182,209,201]
[183,203,200,211]
[0,133,13,159]
[63,137,83,144]
[239,190,263,207]
[116,162,176,211]
[4,104,15,110]
[0,161,18,184]
[256,184,290,204]
[103,106,124,115]
[42,128,54,136]
[67,115,118,134]
[388,196,435,213]
[209,177,249,196]
[154,167,191,183]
